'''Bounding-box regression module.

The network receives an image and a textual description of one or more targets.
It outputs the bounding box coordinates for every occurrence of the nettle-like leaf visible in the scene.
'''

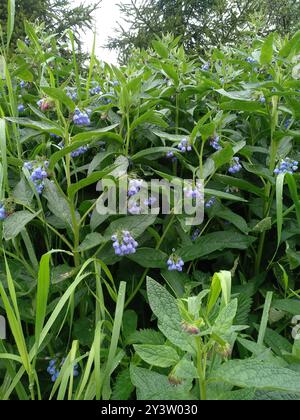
[3,210,39,241]
[130,365,193,400]
[146,277,194,353]
[133,344,180,367]
[211,359,300,394]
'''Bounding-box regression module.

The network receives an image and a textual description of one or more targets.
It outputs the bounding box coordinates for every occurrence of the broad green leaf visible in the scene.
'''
[3,211,39,241]
[104,215,157,240]
[134,344,179,368]
[130,366,192,400]
[128,248,167,268]
[152,40,169,58]
[180,232,256,262]
[260,33,274,65]
[211,359,300,394]
[146,277,194,352]
[42,87,75,111]
[6,117,64,137]
[7,0,15,48]
[78,233,105,252]
[43,180,73,229]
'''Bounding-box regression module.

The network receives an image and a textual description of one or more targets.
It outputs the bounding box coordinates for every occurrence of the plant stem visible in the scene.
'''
[195,336,206,401]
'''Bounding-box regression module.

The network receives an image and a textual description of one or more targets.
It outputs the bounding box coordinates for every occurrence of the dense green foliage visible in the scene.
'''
[108,0,300,63]
[1,4,300,400]
[0,0,99,48]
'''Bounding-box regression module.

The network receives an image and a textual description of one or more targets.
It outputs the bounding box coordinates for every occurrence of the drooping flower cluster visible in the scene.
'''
[177,138,192,153]
[19,80,26,89]
[245,57,256,64]
[90,85,101,95]
[66,88,78,101]
[228,157,242,174]
[73,108,90,126]
[47,359,79,383]
[128,202,142,215]
[184,184,203,200]
[259,96,266,104]
[191,228,200,241]
[50,133,61,140]
[0,203,7,221]
[284,119,292,129]
[128,179,143,197]
[210,135,222,151]
[111,231,138,256]
[71,146,89,158]
[37,98,54,112]
[274,158,298,175]
[205,197,217,209]
[24,161,49,194]
[201,62,210,71]
[18,104,25,113]
[167,253,184,272]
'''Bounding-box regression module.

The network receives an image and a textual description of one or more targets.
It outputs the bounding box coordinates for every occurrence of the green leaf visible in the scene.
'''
[130,366,192,400]
[6,117,64,137]
[260,33,274,65]
[104,215,156,240]
[211,359,300,394]
[161,63,179,85]
[131,111,168,131]
[134,344,180,368]
[207,271,232,315]
[152,40,169,58]
[279,31,300,58]
[214,207,249,232]
[146,277,194,352]
[78,233,105,252]
[42,87,75,111]
[3,211,38,241]
[252,217,272,233]
[12,177,34,206]
[272,298,300,316]
[179,232,256,262]
[43,180,73,229]
[7,0,15,48]
[286,173,300,228]
[111,369,134,401]
[132,147,178,161]
[127,329,165,345]
[127,248,167,268]
[71,124,121,143]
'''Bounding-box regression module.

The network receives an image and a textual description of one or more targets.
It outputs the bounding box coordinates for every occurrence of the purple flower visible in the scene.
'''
[71,146,88,158]
[210,135,222,151]
[0,204,7,221]
[24,160,49,194]
[274,158,298,175]
[167,254,184,272]
[228,157,242,174]
[73,108,90,126]
[184,184,203,200]
[66,89,78,101]
[19,80,26,89]
[112,231,138,256]
[90,85,101,95]
[205,197,217,209]
[177,138,192,153]
[128,179,143,197]
[18,104,25,113]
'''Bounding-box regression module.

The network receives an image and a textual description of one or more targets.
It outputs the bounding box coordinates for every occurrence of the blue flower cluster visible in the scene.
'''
[201,62,210,71]
[167,254,184,272]
[71,146,89,158]
[47,359,79,383]
[274,158,298,175]
[210,135,222,151]
[66,88,78,101]
[284,119,292,129]
[112,231,138,256]
[128,179,143,197]
[184,185,203,200]
[19,80,26,89]
[259,96,266,104]
[73,108,90,126]
[90,85,101,95]
[50,133,61,140]
[245,57,256,64]
[18,104,25,113]
[228,157,242,174]
[177,138,192,153]
[191,228,200,241]
[24,161,49,194]
[205,197,217,208]
[0,203,7,221]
